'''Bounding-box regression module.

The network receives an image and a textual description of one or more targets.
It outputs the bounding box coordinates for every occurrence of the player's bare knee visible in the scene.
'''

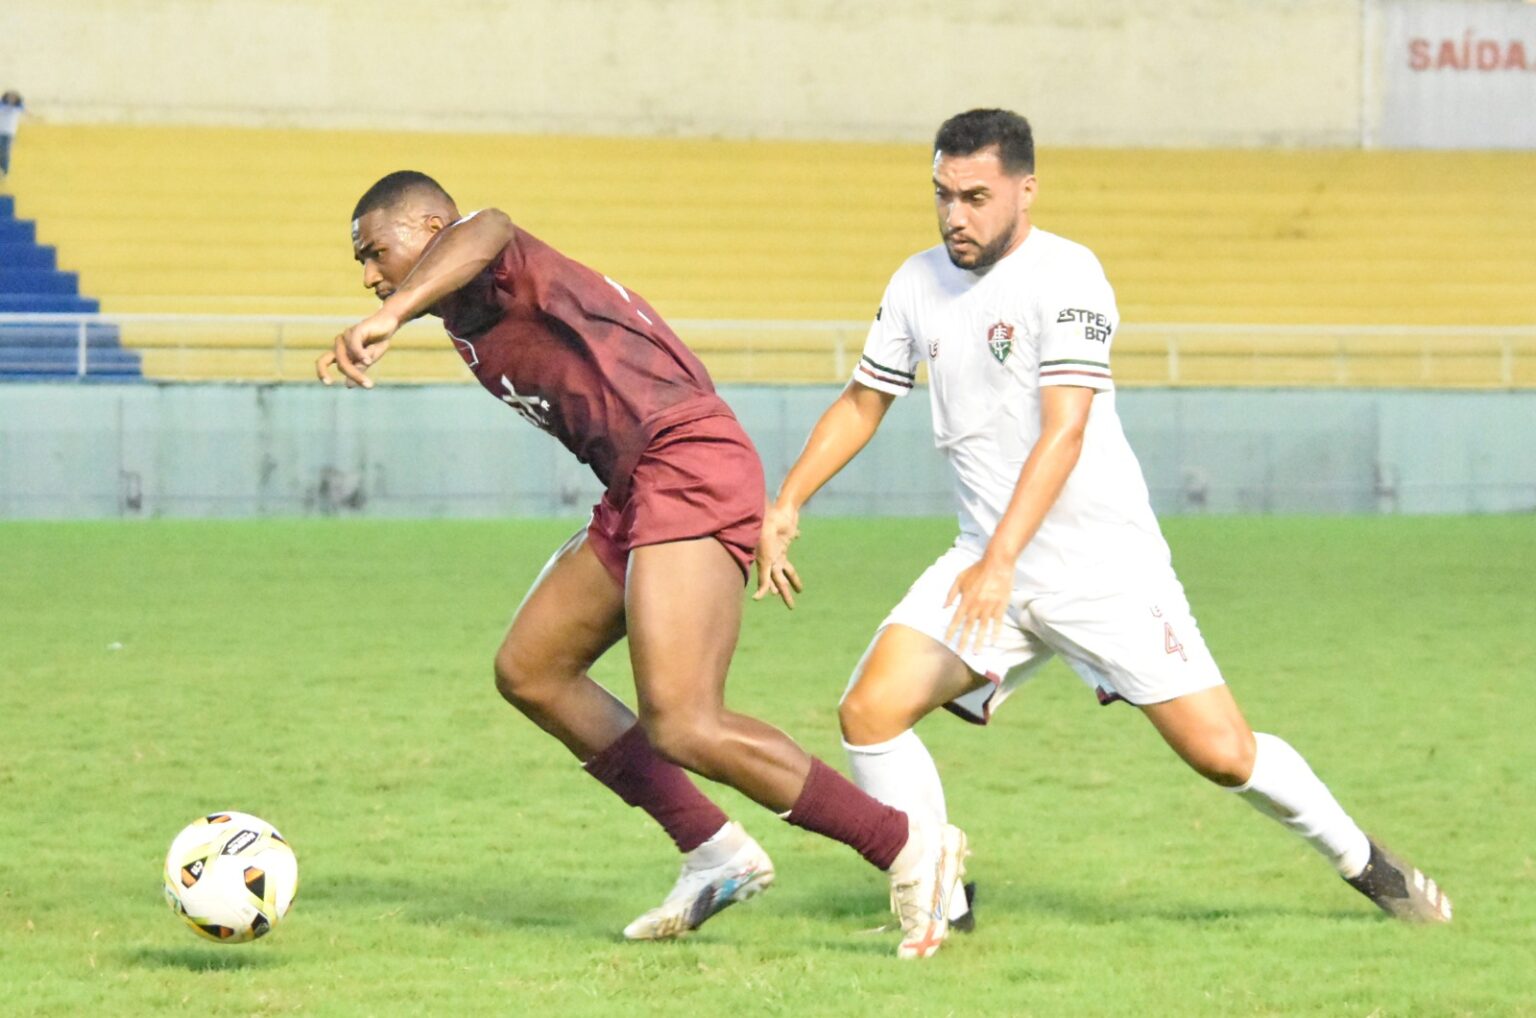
[1188,727,1257,787]
[641,710,722,775]
[492,644,556,710]
[491,655,527,707]
[839,684,900,745]
[836,689,867,741]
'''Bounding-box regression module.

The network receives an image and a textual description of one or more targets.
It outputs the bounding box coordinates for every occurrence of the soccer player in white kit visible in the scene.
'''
[755,109,1451,951]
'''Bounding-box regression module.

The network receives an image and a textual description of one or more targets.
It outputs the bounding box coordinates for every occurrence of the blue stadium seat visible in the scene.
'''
[0,196,140,378]
[0,268,82,294]
[0,243,56,269]
[0,218,37,244]
[0,294,100,312]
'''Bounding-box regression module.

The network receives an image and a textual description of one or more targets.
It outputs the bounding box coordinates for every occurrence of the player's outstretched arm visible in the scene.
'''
[945,385,1093,651]
[755,381,895,608]
[317,308,400,388]
[317,209,515,388]
[370,209,514,327]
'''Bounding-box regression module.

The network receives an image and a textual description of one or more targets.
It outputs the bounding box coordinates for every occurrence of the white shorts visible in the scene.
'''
[871,545,1225,723]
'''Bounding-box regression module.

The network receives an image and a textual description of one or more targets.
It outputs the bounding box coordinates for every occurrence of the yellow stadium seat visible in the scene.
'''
[6,125,1533,383]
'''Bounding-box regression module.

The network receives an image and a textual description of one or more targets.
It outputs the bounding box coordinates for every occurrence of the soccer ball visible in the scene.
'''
[162,812,298,943]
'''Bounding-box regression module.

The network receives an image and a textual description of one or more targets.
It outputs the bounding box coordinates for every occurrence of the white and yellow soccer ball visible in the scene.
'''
[162,812,298,943]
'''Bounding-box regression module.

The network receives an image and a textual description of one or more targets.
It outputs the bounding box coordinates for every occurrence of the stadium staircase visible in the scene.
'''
[0,192,140,379]
[4,125,1533,384]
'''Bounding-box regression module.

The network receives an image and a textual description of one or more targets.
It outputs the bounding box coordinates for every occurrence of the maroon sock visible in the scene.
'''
[583,723,730,853]
[784,757,910,871]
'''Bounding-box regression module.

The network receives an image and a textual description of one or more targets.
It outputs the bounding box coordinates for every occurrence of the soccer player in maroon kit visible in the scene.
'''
[315,171,967,958]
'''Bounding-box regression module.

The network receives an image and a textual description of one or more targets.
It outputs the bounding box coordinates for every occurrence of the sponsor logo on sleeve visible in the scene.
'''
[1056,308,1113,343]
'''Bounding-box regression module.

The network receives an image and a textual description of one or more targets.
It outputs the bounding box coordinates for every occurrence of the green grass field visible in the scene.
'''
[2,516,1534,1017]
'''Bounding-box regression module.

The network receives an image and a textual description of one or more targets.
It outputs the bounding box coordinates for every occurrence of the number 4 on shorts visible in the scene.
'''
[1164,622,1187,662]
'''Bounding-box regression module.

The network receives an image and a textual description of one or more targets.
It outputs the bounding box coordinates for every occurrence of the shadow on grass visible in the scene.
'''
[295,873,603,932]
[1005,885,1378,926]
[298,873,909,958]
[127,946,282,971]
[806,880,1375,928]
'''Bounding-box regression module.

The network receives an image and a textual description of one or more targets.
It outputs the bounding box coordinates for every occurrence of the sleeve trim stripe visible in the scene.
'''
[1040,368,1112,381]
[860,354,916,381]
[856,363,915,389]
[1040,358,1110,369]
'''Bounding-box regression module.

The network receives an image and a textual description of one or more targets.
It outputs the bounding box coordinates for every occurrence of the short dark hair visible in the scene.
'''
[933,109,1035,175]
[351,170,455,221]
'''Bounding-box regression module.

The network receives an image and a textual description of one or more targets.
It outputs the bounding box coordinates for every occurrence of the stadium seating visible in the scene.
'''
[4,125,1532,383]
[0,192,141,379]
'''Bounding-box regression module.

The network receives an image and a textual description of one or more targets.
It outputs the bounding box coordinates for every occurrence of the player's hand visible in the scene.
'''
[753,501,805,609]
[316,308,401,388]
[943,552,1013,653]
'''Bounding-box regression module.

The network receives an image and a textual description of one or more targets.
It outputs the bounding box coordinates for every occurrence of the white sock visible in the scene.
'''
[1231,732,1371,878]
[843,729,948,826]
[688,821,744,866]
[846,730,966,916]
[886,816,924,877]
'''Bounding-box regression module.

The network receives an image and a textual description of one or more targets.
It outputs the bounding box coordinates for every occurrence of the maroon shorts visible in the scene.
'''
[586,414,765,587]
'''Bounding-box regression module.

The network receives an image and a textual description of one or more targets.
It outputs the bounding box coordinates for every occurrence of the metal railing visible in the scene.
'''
[1,312,1533,388]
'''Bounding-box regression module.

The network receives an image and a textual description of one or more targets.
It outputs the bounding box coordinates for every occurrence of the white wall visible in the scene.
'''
[0,0,1366,145]
[1376,0,1536,148]
[4,384,1533,519]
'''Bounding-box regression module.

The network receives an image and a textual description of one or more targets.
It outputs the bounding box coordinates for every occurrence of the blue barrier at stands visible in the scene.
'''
[0,322,141,378]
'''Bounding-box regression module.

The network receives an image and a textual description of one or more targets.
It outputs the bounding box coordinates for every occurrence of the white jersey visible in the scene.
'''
[853,226,1170,593]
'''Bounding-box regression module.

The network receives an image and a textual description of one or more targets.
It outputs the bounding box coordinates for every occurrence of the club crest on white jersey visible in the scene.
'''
[985,321,1014,364]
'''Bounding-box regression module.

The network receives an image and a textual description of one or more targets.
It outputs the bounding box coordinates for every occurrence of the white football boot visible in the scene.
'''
[623,822,775,940]
[878,879,974,936]
[889,822,968,959]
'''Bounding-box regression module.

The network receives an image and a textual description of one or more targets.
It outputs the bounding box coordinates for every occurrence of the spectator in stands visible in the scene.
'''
[0,91,26,178]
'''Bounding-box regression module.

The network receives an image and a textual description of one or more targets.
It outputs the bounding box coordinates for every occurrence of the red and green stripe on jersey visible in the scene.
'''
[857,354,916,391]
[1039,357,1112,387]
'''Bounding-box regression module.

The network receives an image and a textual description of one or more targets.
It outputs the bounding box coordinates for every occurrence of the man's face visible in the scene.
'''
[932,147,1036,271]
[351,206,445,301]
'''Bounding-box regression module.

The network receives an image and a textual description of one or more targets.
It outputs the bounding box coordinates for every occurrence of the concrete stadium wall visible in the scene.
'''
[2,384,1532,520]
[0,0,1366,146]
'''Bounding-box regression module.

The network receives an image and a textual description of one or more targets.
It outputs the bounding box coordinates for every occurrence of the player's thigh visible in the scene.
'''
[840,623,988,742]
[496,527,627,687]
[1027,570,1224,708]
[624,537,744,720]
[842,544,1049,737]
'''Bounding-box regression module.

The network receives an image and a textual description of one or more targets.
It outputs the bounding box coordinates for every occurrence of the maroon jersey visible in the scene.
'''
[434,226,732,495]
